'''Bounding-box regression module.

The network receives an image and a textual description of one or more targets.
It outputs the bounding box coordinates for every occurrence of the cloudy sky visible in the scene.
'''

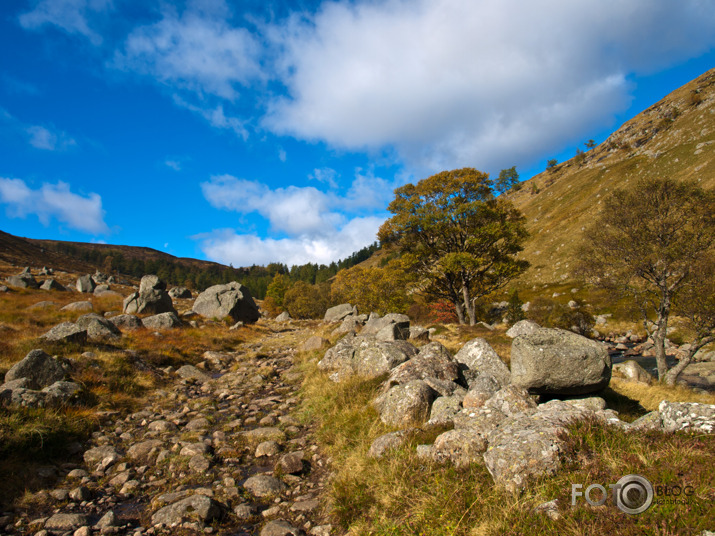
[1,0,714,267]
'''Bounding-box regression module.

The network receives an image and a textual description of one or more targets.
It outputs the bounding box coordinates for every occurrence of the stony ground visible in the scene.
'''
[8,325,333,536]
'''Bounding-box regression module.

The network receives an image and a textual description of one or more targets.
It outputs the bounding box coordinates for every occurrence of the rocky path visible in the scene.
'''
[14,327,333,536]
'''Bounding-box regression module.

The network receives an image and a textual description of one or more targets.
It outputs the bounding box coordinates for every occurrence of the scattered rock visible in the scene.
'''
[168,286,192,299]
[40,322,88,344]
[142,311,182,330]
[299,336,329,352]
[40,278,66,291]
[276,311,291,322]
[612,360,652,384]
[659,401,715,433]
[151,494,223,527]
[109,314,143,331]
[243,475,286,498]
[323,303,355,323]
[76,275,96,293]
[75,313,122,340]
[376,380,436,427]
[454,338,510,388]
[5,349,68,389]
[368,430,414,459]
[61,301,94,313]
[260,519,302,536]
[44,513,89,531]
[506,319,540,338]
[7,273,40,289]
[123,275,176,315]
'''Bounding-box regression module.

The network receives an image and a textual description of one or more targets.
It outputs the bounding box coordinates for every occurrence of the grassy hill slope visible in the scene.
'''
[506,67,715,285]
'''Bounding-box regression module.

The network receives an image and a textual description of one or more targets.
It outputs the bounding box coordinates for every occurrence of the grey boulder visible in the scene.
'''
[75,313,122,340]
[151,494,223,527]
[40,278,66,291]
[454,338,511,388]
[142,312,182,330]
[76,274,96,293]
[123,275,176,315]
[323,303,355,322]
[7,273,39,289]
[192,282,259,323]
[41,322,88,344]
[511,328,611,395]
[5,349,68,389]
[168,286,192,299]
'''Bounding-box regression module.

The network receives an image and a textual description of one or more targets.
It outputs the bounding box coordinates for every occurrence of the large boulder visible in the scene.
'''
[5,349,68,389]
[61,301,93,313]
[318,334,418,382]
[361,313,411,340]
[109,314,143,331]
[75,313,122,340]
[511,328,611,395]
[40,322,88,344]
[142,312,182,330]
[324,303,356,323]
[483,400,594,492]
[123,275,176,315]
[168,286,192,299]
[506,319,540,338]
[385,342,461,388]
[658,401,715,433]
[76,274,96,293]
[40,278,66,291]
[7,273,39,289]
[431,429,488,467]
[192,282,259,323]
[454,338,511,388]
[612,360,652,384]
[376,380,436,427]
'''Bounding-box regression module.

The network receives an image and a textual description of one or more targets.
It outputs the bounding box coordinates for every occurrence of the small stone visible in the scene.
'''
[261,519,301,536]
[243,475,286,498]
[255,441,281,457]
[234,504,254,519]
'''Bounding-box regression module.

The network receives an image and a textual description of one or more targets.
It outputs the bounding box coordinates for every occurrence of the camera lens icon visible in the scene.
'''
[615,474,654,515]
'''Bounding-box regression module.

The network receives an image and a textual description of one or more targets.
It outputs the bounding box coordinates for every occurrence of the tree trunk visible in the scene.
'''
[653,292,671,381]
[652,326,668,381]
[664,351,693,386]
[461,282,476,326]
[453,300,466,325]
[664,337,714,386]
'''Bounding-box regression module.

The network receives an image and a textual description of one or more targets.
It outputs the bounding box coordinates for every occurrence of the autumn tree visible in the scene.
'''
[330,257,415,315]
[578,177,715,382]
[378,168,529,325]
[283,281,330,319]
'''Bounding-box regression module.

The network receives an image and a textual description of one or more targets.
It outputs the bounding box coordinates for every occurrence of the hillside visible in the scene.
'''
[506,67,715,285]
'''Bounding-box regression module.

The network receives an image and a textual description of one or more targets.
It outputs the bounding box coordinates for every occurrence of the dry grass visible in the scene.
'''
[297,327,715,535]
[610,378,715,412]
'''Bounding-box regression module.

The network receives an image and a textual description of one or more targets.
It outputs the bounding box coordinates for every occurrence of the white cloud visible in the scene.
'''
[26,125,77,151]
[201,174,342,235]
[113,3,262,101]
[195,216,383,267]
[0,177,109,234]
[309,167,338,189]
[264,0,715,173]
[165,159,181,171]
[19,0,113,45]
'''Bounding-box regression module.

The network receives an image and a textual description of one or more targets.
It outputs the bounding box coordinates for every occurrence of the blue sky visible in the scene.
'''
[0,0,714,268]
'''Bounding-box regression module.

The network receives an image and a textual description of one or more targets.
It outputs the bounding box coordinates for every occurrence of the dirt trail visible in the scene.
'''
[12,324,332,536]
